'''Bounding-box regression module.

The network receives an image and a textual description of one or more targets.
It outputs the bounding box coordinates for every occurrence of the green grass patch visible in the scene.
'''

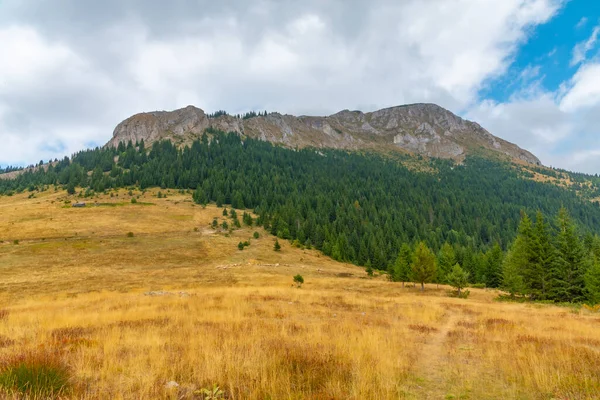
[94,202,126,207]
[495,294,583,311]
[0,350,71,398]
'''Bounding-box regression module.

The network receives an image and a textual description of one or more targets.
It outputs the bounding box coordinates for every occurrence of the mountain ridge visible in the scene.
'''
[106,103,541,165]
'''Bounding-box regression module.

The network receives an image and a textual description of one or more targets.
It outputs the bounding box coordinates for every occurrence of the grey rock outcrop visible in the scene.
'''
[106,103,541,165]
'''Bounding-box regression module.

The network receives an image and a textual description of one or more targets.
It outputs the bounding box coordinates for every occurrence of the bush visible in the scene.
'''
[293,274,304,287]
[253,231,260,239]
[238,242,244,250]
[12,240,19,245]
[274,239,281,252]
[130,198,137,204]
[126,232,134,238]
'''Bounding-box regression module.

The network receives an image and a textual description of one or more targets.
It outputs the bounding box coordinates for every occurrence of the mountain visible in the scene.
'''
[106,103,541,165]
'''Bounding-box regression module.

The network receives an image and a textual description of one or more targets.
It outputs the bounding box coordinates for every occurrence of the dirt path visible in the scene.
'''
[407,309,460,399]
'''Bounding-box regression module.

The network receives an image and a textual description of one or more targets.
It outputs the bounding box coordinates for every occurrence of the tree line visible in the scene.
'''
[2,130,600,303]
[387,208,600,304]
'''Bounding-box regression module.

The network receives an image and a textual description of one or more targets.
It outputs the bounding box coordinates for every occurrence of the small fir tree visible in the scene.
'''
[411,242,436,291]
[447,263,469,297]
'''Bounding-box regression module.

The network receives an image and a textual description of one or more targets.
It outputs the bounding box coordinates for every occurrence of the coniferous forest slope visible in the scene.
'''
[2,130,600,303]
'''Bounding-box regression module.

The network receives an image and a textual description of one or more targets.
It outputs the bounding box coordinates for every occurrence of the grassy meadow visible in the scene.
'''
[0,189,599,399]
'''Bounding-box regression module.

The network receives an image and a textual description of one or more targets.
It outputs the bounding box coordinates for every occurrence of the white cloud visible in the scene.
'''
[467,59,600,173]
[571,25,600,66]
[0,26,81,91]
[560,63,600,112]
[0,0,566,167]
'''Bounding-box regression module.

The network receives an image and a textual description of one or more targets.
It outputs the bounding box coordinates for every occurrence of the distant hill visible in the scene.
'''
[106,103,541,165]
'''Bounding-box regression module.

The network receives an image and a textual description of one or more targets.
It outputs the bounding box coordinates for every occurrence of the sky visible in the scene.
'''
[1,0,600,173]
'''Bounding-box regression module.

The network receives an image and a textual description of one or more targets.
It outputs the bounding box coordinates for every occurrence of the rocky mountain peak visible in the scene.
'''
[106,103,541,165]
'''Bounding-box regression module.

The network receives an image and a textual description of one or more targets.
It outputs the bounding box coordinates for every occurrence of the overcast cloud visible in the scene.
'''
[2,0,600,173]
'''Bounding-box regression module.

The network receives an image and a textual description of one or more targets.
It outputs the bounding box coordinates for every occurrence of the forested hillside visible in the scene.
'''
[2,130,600,299]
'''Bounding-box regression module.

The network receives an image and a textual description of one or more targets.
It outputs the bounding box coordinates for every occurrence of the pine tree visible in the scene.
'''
[549,207,589,303]
[585,258,600,305]
[503,212,534,297]
[193,187,207,205]
[483,243,503,288]
[393,243,413,288]
[67,181,76,195]
[411,242,436,291]
[529,211,554,299]
[518,212,540,295]
[502,248,525,297]
[437,243,456,285]
[447,263,469,297]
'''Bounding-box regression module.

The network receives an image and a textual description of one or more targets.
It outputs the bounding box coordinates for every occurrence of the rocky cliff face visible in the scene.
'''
[106,103,541,165]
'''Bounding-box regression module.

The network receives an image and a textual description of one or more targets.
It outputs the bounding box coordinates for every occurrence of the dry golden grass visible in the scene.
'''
[0,189,599,399]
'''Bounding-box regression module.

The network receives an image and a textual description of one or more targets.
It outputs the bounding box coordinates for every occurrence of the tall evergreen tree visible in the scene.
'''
[550,207,589,303]
[437,243,456,285]
[483,243,503,288]
[528,211,554,299]
[502,212,533,297]
[502,248,525,297]
[585,257,600,305]
[392,243,413,288]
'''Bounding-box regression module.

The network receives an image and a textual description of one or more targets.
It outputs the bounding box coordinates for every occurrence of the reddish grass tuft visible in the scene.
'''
[408,324,438,334]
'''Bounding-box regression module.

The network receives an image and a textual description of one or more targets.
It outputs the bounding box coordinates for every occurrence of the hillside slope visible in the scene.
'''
[0,189,599,399]
[106,103,540,165]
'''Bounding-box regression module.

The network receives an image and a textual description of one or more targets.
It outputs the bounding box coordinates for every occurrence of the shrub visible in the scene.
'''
[126,232,134,238]
[253,231,260,239]
[198,384,224,399]
[130,198,137,204]
[469,283,486,289]
[12,240,19,245]
[274,239,281,252]
[293,274,304,287]
[238,242,244,250]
